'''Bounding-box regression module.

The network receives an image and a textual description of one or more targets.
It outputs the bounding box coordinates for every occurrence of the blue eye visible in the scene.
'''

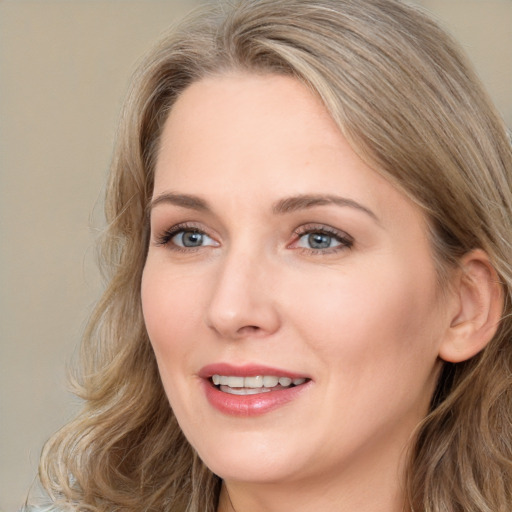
[292,225,353,253]
[171,230,217,248]
[299,232,340,249]
[155,224,219,250]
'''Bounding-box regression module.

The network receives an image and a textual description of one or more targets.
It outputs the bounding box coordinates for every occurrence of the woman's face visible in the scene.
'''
[142,73,452,487]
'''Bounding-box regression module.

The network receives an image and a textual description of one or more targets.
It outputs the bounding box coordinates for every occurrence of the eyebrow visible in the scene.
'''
[149,192,378,222]
[149,192,209,213]
[273,194,378,221]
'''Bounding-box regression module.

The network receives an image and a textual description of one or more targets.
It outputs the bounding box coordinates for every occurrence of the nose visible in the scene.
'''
[205,249,281,340]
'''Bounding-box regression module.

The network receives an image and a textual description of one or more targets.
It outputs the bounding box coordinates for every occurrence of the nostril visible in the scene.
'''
[237,325,261,335]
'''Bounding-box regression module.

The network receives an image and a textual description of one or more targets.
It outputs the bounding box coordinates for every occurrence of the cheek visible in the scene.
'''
[141,263,209,429]
[141,264,204,371]
[292,268,444,445]
[291,259,443,383]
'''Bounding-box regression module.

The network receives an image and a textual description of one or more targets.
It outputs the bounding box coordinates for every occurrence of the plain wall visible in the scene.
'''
[1,1,510,511]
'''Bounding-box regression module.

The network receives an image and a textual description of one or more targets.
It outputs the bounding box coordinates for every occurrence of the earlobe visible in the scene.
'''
[439,249,504,363]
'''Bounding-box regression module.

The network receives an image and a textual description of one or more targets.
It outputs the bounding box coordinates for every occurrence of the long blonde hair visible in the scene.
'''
[39,1,512,511]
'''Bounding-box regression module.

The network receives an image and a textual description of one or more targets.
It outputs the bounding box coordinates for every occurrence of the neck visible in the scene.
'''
[218,476,407,512]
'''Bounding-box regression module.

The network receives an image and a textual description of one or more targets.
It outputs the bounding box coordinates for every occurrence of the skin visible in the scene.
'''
[141,73,460,512]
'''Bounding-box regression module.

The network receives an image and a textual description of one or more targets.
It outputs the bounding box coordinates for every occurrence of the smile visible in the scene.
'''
[211,375,308,395]
[199,364,312,416]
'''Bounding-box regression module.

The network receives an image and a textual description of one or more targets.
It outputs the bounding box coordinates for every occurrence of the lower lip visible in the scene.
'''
[202,379,311,417]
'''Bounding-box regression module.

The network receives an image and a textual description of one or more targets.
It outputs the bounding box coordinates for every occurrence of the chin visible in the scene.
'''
[192,432,311,484]
[206,456,299,484]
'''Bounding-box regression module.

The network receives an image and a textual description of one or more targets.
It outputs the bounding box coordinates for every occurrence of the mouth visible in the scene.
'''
[210,375,309,395]
[199,364,312,415]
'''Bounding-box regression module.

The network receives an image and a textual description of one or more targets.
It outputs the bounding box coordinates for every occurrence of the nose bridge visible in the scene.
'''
[205,242,280,339]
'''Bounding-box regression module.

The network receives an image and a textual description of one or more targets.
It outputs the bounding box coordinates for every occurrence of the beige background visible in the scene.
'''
[1,1,510,510]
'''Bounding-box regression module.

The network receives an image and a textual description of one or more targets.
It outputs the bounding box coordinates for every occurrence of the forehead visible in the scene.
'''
[154,73,423,227]
[157,73,338,168]
[157,74,358,187]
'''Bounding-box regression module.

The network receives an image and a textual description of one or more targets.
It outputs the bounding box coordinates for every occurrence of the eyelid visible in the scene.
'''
[289,223,354,253]
[153,222,219,249]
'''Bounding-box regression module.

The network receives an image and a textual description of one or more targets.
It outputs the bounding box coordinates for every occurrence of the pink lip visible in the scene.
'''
[198,363,309,379]
[198,363,312,417]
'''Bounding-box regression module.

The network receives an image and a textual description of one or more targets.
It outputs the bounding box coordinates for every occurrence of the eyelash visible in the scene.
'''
[291,224,354,255]
[154,222,354,255]
[154,222,212,252]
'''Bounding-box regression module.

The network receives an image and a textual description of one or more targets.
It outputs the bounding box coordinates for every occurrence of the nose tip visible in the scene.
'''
[205,257,281,340]
[206,296,281,340]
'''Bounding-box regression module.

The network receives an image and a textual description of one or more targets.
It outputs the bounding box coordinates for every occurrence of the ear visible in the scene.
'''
[439,249,504,363]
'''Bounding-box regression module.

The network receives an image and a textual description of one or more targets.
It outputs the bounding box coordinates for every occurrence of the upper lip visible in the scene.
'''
[198,363,310,380]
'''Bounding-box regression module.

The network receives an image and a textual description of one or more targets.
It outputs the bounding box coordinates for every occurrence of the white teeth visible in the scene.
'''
[229,376,244,388]
[244,376,264,387]
[211,374,307,390]
[262,376,279,387]
[221,386,272,395]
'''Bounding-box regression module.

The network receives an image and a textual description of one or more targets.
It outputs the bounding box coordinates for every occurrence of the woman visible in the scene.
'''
[34,0,512,511]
